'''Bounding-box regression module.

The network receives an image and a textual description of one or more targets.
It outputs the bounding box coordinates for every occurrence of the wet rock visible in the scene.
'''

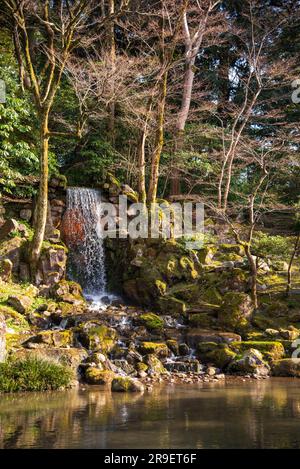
[0,219,19,240]
[145,354,167,375]
[0,258,13,282]
[78,322,118,353]
[36,249,68,287]
[135,313,164,332]
[186,329,241,348]
[8,295,33,314]
[165,359,202,373]
[112,359,136,375]
[178,343,190,356]
[51,279,83,303]
[0,313,6,362]
[111,376,144,393]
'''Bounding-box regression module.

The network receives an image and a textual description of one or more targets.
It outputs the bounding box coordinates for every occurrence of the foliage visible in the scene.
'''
[0,358,73,393]
[252,232,293,259]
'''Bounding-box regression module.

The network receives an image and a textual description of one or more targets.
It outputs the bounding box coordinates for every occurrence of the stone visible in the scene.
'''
[19,262,31,283]
[145,354,167,374]
[84,367,115,385]
[112,359,136,375]
[197,342,236,369]
[0,219,19,240]
[218,292,254,332]
[186,329,241,348]
[36,249,68,287]
[24,330,74,348]
[229,349,270,376]
[19,209,32,222]
[0,313,6,362]
[0,258,13,282]
[78,322,118,353]
[139,342,169,358]
[272,359,300,377]
[111,377,145,393]
[11,347,88,372]
[136,313,164,331]
[206,366,217,376]
[279,327,300,341]
[8,295,33,314]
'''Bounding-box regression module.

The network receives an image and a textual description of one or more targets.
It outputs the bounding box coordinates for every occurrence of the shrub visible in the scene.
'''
[0,358,73,393]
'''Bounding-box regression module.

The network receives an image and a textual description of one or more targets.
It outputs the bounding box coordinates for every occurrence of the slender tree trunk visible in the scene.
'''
[30,110,50,274]
[108,0,116,144]
[147,72,168,203]
[138,129,147,204]
[286,233,300,296]
[245,244,258,309]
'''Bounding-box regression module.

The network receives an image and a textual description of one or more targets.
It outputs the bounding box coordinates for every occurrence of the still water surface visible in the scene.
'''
[1,378,300,449]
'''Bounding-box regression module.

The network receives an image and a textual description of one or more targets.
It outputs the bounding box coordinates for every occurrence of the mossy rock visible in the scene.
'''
[111,376,144,393]
[218,292,253,333]
[219,244,245,256]
[78,322,118,353]
[188,313,216,329]
[197,342,236,369]
[272,359,300,377]
[158,297,186,317]
[84,367,115,385]
[24,330,74,348]
[137,313,164,331]
[198,245,217,264]
[166,339,179,355]
[144,354,167,374]
[229,340,285,361]
[139,341,169,358]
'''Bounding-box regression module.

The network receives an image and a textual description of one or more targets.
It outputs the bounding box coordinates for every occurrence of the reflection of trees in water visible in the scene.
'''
[1,382,300,448]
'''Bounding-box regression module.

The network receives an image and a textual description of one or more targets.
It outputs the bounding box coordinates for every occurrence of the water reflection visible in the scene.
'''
[1,379,300,448]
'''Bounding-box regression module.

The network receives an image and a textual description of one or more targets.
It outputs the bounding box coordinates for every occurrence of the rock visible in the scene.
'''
[139,342,169,358]
[229,340,285,361]
[229,349,270,376]
[36,249,68,287]
[0,258,13,282]
[51,279,83,303]
[8,295,33,314]
[19,209,32,222]
[11,347,88,373]
[0,219,19,240]
[158,297,186,316]
[272,359,300,377]
[136,313,164,331]
[145,354,167,374]
[78,322,118,353]
[112,359,136,375]
[265,328,280,338]
[186,329,241,348]
[279,327,300,341]
[111,376,144,393]
[24,330,74,348]
[206,366,217,376]
[165,359,202,373]
[218,292,254,332]
[197,342,236,369]
[179,343,190,356]
[0,313,6,362]
[19,262,30,283]
[84,368,115,385]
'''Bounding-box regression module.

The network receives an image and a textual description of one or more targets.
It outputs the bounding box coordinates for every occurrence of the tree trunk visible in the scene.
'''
[30,111,50,275]
[147,72,168,203]
[108,0,116,144]
[286,233,300,296]
[245,244,258,309]
[170,58,195,196]
[138,129,147,204]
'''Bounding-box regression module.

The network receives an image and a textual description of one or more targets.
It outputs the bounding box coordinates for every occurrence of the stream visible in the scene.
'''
[1,379,300,449]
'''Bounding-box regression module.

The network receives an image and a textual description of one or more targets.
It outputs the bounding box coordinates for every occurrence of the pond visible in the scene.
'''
[1,378,300,449]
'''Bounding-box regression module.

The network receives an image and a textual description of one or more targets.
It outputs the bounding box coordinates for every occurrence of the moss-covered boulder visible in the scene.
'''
[229,340,285,362]
[7,294,33,315]
[78,322,118,353]
[51,279,83,304]
[136,313,164,331]
[272,359,300,377]
[111,376,144,393]
[197,342,236,369]
[144,354,167,374]
[186,329,241,348]
[24,330,74,348]
[229,349,270,376]
[84,367,115,385]
[218,292,253,332]
[139,341,169,358]
[0,259,12,282]
[158,297,186,316]
[0,313,6,362]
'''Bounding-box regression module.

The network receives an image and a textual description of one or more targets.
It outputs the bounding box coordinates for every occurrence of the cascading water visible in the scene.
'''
[63,187,108,303]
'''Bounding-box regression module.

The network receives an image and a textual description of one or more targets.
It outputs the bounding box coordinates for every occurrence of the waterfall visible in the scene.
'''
[63,187,108,302]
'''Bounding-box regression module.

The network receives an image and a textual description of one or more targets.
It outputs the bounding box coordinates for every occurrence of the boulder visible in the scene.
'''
[135,313,164,332]
[36,248,68,287]
[111,376,144,393]
[84,367,115,385]
[11,347,88,372]
[0,258,13,282]
[144,354,167,374]
[19,209,32,222]
[51,279,83,303]
[78,322,118,353]
[139,341,169,358]
[218,292,254,332]
[272,359,300,377]
[8,295,33,314]
[0,219,19,240]
[186,329,241,348]
[229,349,270,376]
[197,342,236,369]
[24,330,74,348]
[0,313,6,362]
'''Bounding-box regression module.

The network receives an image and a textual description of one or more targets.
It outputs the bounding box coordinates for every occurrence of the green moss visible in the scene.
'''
[84,368,114,385]
[0,358,73,393]
[138,313,164,331]
[158,297,186,316]
[79,323,117,353]
[188,313,216,328]
[218,291,253,333]
[197,342,236,369]
[0,305,30,332]
[139,342,169,357]
[166,339,179,355]
[136,362,148,373]
[229,341,285,361]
